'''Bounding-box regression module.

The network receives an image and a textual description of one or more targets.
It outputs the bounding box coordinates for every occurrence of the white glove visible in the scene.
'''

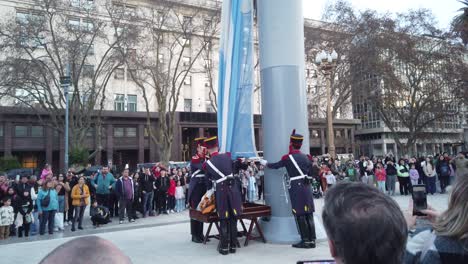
[260,159,268,166]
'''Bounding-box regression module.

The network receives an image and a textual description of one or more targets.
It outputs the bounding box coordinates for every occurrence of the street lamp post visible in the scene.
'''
[60,66,71,173]
[315,50,338,158]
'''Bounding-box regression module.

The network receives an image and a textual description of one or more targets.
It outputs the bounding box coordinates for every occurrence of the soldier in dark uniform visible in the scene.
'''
[202,136,243,255]
[261,130,316,249]
[188,137,209,243]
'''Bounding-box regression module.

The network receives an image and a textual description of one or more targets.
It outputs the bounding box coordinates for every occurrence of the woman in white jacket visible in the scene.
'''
[422,158,437,195]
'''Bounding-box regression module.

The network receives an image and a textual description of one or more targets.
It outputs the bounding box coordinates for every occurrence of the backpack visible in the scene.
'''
[40,190,51,208]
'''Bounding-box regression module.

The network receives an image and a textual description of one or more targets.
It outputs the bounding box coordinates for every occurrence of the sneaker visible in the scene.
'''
[54,228,59,232]
[130,219,135,223]
[119,220,123,224]
[64,222,69,227]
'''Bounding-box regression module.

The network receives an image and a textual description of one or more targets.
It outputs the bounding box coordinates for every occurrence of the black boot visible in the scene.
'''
[191,220,203,243]
[18,226,23,238]
[305,214,316,248]
[218,220,229,255]
[292,216,309,249]
[229,218,239,253]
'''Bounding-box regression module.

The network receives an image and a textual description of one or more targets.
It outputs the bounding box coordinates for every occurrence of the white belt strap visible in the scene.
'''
[289,155,305,176]
[191,169,201,178]
[207,160,233,184]
[290,175,306,181]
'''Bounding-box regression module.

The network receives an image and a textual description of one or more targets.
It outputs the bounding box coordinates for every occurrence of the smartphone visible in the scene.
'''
[412,184,427,216]
[297,261,335,264]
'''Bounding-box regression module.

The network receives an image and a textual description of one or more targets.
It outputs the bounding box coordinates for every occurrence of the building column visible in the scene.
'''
[320,128,326,155]
[106,124,113,164]
[4,122,12,156]
[350,128,356,154]
[431,143,436,155]
[198,127,204,138]
[138,124,144,163]
[422,143,427,156]
[344,128,350,153]
[171,114,182,161]
[45,127,53,165]
[382,141,387,156]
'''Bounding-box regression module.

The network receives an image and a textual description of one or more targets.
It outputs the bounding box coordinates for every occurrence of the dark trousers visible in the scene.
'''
[39,210,56,235]
[67,197,74,222]
[119,198,133,221]
[426,176,436,194]
[157,191,167,213]
[167,195,175,210]
[241,187,247,202]
[219,218,239,252]
[132,195,141,218]
[18,218,31,237]
[258,184,264,200]
[152,190,159,212]
[72,206,86,228]
[110,193,119,217]
[96,193,110,208]
[142,191,153,216]
[398,176,410,195]
[439,176,449,192]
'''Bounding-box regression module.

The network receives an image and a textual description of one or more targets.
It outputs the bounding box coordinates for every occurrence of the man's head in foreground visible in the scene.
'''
[40,236,132,264]
[322,182,408,264]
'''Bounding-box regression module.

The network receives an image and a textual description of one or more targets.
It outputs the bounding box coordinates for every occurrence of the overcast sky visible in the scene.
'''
[302,0,463,30]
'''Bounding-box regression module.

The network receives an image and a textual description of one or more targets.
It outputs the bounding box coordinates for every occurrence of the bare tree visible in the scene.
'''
[349,9,467,155]
[0,0,138,163]
[128,0,220,163]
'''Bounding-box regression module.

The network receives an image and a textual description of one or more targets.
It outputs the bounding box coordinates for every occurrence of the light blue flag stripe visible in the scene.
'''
[217,0,257,159]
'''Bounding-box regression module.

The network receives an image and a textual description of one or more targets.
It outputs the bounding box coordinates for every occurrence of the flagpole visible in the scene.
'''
[257,0,310,243]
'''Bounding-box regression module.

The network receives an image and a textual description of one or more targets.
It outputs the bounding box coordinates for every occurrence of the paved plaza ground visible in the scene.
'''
[0,192,450,264]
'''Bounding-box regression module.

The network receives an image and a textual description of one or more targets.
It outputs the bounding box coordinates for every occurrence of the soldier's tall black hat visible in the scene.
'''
[204,136,219,149]
[290,129,304,148]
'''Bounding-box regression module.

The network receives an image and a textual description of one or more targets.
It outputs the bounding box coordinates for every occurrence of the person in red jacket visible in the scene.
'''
[167,176,176,213]
[375,163,387,193]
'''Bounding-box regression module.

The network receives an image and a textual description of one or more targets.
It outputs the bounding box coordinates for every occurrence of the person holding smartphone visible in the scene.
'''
[405,175,468,263]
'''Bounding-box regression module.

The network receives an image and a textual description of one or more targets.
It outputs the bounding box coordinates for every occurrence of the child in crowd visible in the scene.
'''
[0,197,14,240]
[247,170,256,202]
[17,190,33,237]
[90,201,110,228]
[167,176,176,213]
[174,181,185,213]
[375,163,387,193]
[325,171,336,189]
[409,164,420,186]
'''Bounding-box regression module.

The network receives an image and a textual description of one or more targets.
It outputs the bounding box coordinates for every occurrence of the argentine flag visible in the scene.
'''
[217,0,257,159]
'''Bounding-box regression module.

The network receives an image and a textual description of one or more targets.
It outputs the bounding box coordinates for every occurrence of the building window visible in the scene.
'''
[183,16,192,28]
[206,101,214,113]
[83,64,94,77]
[114,127,124,137]
[183,56,191,67]
[181,37,191,47]
[184,99,192,112]
[311,130,319,138]
[114,68,125,79]
[114,94,125,111]
[22,155,38,169]
[126,127,137,137]
[184,76,192,85]
[0,126,3,137]
[86,127,94,137]
[15,125,28,137]
[127,94,137,112]
[144,127,150,137]
[31,126,44,137]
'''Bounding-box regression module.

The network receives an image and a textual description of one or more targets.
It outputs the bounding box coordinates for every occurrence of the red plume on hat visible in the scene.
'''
[291,129,296,136]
